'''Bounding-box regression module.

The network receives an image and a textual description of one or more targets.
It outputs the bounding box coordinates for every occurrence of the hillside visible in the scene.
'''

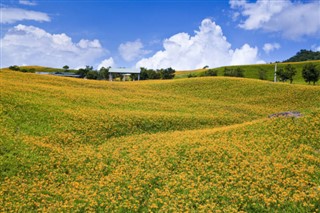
[1,70,320,212]
[7,65,76,73]
[284,49,320,62]
[175,60,320,84]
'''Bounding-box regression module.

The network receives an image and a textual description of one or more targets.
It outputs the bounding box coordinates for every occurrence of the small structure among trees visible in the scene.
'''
[109,68,141,81]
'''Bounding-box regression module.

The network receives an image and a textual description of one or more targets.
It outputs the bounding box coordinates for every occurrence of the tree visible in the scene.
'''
[159,67,175,79]
[284,64,297,84]
[302,63,320,85]
[86,71,98,80]
[98,66,110,80]
[284,49,320,62]
[63,65,69,71]
[276,68,288,82]
[76,65,93,78]
[139,67,160,80]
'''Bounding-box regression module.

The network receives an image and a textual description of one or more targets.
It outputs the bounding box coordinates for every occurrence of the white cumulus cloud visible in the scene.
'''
[97,57,115,70]
[1,8,50,24]
[263,43,280,54]
[136,19,263,70]
[231,44,264,65]
[311,45,320,52]
[19,0,37,6]
[118,39,150,62]
[1,24,106,69]
[230,0,320,39]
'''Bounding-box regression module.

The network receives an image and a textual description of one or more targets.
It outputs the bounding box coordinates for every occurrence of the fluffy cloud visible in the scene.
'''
[97,57,115,70]
[136,19,263,70]
[118,39,150,62]
[19,0,37,6]
[1,24,106,68]
[263,43,280,54]
[1,8,50,24]
[311,45,320,52]
[231,44,264,65]
[230,0,320,39]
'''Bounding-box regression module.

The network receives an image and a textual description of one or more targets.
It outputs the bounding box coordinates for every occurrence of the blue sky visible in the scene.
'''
[1,0,320,70]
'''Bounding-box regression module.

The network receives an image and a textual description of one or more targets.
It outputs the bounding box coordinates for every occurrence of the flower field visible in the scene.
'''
[1,70,320,212]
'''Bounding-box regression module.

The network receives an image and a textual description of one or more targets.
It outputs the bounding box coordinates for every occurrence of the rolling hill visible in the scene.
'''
[1,69,320,212]
[175,60,320,84]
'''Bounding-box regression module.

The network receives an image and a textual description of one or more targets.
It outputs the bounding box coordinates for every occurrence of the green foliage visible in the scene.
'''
[9,65,20,71]
[139,67,175,80]
[98,67,110,80]
[130,73,139,80]
[63,65,69,71]
[195,69,218,78]
[187,73,197,78]
[159,67,175,79]
[223,67,244,77]
[284,49,320,62]
[284,64,297,84]
[140,68,160,80]
[21,68,36,73]
[8,65,35,73]
[86,71,99,80]
[277,68,287,82]
[76,66,94,78]
[258,69,267,80]
[302,63,320,85]
[202,69,217,77]
[275,65,297,83]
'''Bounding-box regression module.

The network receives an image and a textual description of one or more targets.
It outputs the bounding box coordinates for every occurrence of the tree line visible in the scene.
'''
[76,66,175,80]
[276,63,320,85]
[8,65,175,81]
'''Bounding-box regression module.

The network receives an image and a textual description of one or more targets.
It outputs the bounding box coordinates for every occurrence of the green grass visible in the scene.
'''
[8,65,77,73]
[175,60,320,85]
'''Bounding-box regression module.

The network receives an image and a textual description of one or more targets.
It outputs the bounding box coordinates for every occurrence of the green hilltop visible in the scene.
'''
[175,60,320,84]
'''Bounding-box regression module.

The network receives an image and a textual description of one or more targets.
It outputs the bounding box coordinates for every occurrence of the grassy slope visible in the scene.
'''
[9,65,77,73]
[1,70,320,211]
[175,60,320,84]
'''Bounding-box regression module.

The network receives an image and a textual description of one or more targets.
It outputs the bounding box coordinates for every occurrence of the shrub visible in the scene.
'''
[224,67,244,77]
[9,65,20,71]
[86,71,99,80]
[187,73,197,78]
[258,69,267,80]
[203,69,217,76]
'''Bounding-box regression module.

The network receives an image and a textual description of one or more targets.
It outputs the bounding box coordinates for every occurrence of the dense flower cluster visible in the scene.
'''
[1,70,319,211]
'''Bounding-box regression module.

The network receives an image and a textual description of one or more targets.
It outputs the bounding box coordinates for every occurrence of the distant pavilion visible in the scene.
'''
[109,68,141,81]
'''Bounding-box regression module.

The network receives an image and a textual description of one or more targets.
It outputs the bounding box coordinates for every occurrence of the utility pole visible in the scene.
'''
[274,63,277,82]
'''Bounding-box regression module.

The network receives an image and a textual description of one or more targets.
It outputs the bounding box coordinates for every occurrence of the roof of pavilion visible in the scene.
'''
[109,68,140,74]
